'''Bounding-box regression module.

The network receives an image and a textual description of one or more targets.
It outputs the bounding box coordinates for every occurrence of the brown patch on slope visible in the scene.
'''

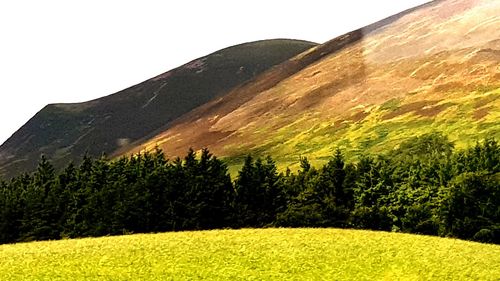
[416,103,451,117]
[382,101,440,120]
[474,94,498,108]
[473,106,492,120]
[433,82,466,93]
[349,111,370,122]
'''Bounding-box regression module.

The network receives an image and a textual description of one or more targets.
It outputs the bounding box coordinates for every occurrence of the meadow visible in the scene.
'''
[1,228,499,280]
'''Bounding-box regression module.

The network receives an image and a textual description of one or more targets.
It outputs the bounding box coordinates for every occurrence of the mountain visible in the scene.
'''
[127,0,499,169]
[0,39,317,178]
[2,0,499,178]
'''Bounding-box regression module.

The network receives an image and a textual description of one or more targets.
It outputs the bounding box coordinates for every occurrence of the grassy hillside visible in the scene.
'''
[1,228,499,280]
[130,0,499,170]
[0,39,317,179]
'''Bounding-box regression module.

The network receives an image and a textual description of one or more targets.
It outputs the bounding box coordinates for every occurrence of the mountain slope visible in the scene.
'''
[129,0,499,168]
[0,39,317,178]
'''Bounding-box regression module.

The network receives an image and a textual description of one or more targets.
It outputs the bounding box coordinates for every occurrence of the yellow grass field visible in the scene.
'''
[1,228,499,280]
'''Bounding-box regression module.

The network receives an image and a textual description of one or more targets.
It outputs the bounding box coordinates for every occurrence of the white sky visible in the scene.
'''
[0,0,429,145]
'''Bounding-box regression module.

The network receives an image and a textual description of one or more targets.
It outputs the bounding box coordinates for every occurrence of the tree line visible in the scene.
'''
[0,133,498,245]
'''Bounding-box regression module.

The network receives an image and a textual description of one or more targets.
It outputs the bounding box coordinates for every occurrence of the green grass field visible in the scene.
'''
[1,228,499,280]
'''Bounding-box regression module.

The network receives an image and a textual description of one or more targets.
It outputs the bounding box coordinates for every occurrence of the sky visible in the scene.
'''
[0,0,429,145]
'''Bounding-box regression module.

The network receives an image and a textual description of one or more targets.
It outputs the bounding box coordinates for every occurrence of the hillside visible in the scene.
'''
[129,0,499,168]
[0,39,317,178]
[1,228,499,280]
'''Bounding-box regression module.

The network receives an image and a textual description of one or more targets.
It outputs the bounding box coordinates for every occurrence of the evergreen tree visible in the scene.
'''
[19,155,57,241]
[440,171,500,243]
[234,155,284,227]
[0,134,498,245]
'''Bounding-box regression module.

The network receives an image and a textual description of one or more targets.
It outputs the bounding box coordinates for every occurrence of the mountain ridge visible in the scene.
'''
[126,0,499,168]
[0,39,317,178]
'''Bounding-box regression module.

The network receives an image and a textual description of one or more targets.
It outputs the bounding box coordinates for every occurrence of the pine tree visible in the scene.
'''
[234,155,284,227]
[19,155,57,241]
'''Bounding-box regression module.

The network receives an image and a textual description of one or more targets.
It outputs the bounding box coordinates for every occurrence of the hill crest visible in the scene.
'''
[0,39,317,178]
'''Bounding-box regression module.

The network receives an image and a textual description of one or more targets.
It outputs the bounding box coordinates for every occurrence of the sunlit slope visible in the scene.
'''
[0,39,316,178]
[1,228,499,280]
[132,0,499,167]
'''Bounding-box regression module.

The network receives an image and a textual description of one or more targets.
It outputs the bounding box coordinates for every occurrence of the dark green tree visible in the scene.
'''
[234,155,284,227]
[19,156,57,241]
[440,171,499,243]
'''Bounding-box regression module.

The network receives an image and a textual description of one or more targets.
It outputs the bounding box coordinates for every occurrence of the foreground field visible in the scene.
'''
[1,228,499,280]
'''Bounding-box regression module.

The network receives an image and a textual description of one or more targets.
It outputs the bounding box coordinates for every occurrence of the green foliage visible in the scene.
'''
[391,132,454,161]
[379,98,402,111]
[440,172,500,243]
[277,149,353,227]
[234,155,285,227]
[0,133,498,245]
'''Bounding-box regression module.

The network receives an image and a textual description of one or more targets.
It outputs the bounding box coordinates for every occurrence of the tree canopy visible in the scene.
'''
[0,133,498,245]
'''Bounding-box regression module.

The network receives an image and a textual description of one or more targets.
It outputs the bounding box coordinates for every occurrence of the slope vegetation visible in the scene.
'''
[131,0,499,168]
[1,228,499,280]
[0,39,317,178]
